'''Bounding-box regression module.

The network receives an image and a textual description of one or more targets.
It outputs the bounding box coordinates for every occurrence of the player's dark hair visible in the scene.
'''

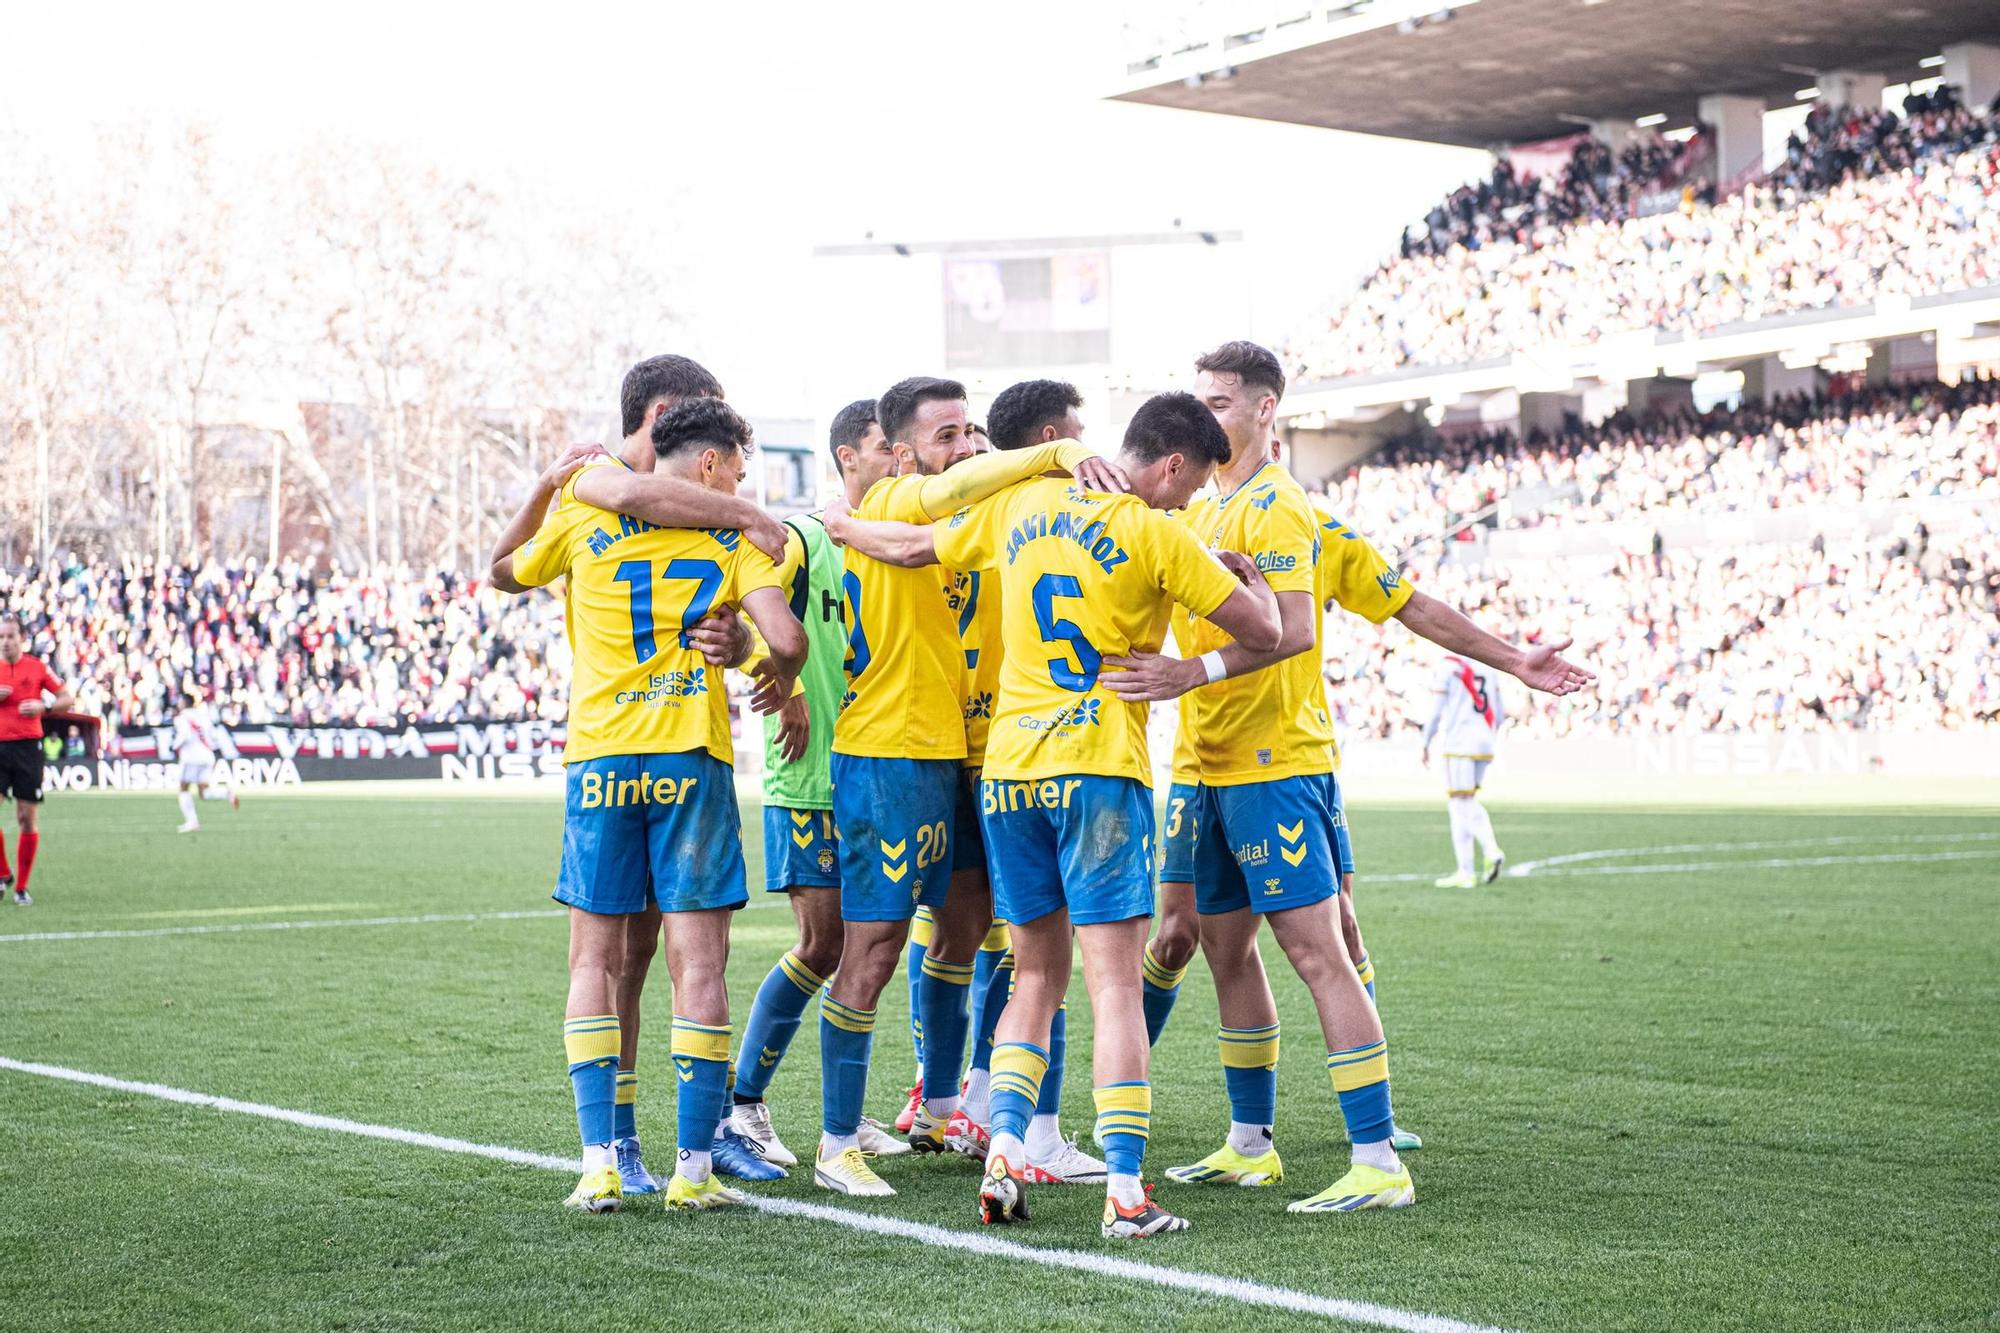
[876,376,966,445]
[827,398,878,474]
[652,397,753,460]
[1122,391,1231,467]
[621,355,725,437]
[1195,339,1286,403]
[987,379,1083,452]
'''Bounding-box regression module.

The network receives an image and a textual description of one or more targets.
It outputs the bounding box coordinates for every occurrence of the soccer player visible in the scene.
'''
[1104,340,1592,1214]
[812,375,1118,1197]
[0,615,71,906]
[493,398,807,1214]
[832,391,1281,1237]
[944,378,1101,1183]
[725,399,908,1168]
[171,689,239,832]
[1423,654,1507,887]
[491,353,789,1195]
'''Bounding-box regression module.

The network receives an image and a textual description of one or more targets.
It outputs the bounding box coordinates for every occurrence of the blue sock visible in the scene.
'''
[919,954,975,1109]
[988,1041,1049,1145]
[735,950,828,1102]
[1141,944,1190,1047]
[1035,1003,1067,1115]
[970,951,1013,1077]
[1328,1040,1394,1145]
[1093,1081,1151,1177]
[613,1069,637,1141]
[906,907,933,1084]
[1356,951,1376,1005]
[669,1016,731,1157]
[564,1015,620,1147]
[1219,1023,1280,1126]
[819,995,878,1137]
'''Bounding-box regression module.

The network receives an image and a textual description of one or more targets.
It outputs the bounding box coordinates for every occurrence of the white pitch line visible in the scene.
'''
[1520,848,2000,878]
[1506,831,2000,877]
[0,1056,1508,1333]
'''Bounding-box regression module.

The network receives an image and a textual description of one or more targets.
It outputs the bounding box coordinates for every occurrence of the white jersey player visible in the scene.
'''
[1420,654,1504,887]
[172,698,238,831]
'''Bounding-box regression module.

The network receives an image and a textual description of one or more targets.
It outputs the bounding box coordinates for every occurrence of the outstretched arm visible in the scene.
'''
[573,469,788,563]
[907,440,1123,520]
[1394,591,1594,696]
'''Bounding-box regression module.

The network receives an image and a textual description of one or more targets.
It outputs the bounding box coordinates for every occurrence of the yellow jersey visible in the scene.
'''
[934,477,1239,785]
[833,439,1092,761]
[948,568,1003,768]
[514,475,783,766]
[1172,462,1410,784]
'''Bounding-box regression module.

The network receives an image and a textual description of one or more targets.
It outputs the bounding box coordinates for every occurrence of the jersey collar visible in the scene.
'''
[1216,459,1278,508]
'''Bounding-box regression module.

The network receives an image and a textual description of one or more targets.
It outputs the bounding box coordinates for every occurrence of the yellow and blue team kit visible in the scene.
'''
[828,440,1091,923]
[1169,462,1413,916]
[932,477,1240,927]
[946,563,1000,871]
[513,469,784,915]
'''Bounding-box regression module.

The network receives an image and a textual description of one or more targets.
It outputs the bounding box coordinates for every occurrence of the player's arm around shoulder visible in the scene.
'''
[488,445,604,591]
[822,494,940,568]
[572,463,788,563]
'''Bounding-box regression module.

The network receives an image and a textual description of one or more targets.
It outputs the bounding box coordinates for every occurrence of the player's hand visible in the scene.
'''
[1072,455,1131,494]
[773,691,810,762]
[1515,636,1596,696]
[1100,650,1203,703]
[745,658,795,715]
[1420,746,1431,768]
[688,609,752,669]
[19,699,46,719]
[744,511,789,564]
[0,684,11,702]
[540,442,607,491]
[1211,548,1266,586]
[821,497,853,546]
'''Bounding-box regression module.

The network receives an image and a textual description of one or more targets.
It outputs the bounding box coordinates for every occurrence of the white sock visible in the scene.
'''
[987,1130,1025,1167]
[677,1146,712,1183]
[178,791,198,825]
[963,1068,991,1121]
[819,1131,858,1159]
[925,1093,961,1119]
[1352,1138,1401,1173]
[1469,800,1501,858]
[1024,1113,1063,1158]
[581,1141,616,1170]
[1448,798,1475,876]
[1227,1120,1274,1156]
[1107,1172,1145,1207]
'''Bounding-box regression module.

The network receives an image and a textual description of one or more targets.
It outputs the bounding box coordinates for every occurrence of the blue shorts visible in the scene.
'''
[953,765,988,881]
[1157,781,1200,884]
[763,805,840,892]
[980,775,1156,927]
[556,753,748,916]
[1193,772,1349,917]
[829,754,956,922]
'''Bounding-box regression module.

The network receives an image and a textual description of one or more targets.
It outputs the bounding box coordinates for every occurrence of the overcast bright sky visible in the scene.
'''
[4,1,1486,416]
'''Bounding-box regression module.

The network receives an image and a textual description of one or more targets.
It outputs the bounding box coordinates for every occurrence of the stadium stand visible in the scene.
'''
[1288,96,2000,381]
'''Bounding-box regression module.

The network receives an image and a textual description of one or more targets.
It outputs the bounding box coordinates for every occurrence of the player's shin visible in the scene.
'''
[735,950,827,1102]
[918,954,975,1116]
[1355,952,1376,1004]
[1220,1022,1280,1153]
[1024,1001,1068,1157]
[614,1070,638,1141]
[1328,1039,1399,1171]
[563,1015,622,1163]
[15,831,37,890]
[1094,1081,1151,1205]
[964,950,1013,1120]
[1141,942,1191,1046]
[986,1040,1049,1165]
[818,995,877,1154]
[669,1016,732,1182]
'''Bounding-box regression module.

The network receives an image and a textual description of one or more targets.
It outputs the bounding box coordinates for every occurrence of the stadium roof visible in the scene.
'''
[1110,0,2000,148]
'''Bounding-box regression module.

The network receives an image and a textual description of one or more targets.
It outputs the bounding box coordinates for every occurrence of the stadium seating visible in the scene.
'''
[1289,94,2000,382]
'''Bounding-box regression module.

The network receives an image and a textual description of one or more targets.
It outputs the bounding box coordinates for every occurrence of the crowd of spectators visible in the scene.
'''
[1294,91,2000,381]
[3,379,1993,742]
[1401,129,1714,259]
[0,561,569,730]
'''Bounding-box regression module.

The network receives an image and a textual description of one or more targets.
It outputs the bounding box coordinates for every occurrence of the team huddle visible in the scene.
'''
[490,342,1593,1238]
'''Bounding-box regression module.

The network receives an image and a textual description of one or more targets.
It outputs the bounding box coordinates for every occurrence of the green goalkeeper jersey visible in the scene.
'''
[762,512,844,810]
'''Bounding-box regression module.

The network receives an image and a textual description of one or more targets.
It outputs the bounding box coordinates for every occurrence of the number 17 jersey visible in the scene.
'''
[933,478,1239,785]
[513,472,783,765]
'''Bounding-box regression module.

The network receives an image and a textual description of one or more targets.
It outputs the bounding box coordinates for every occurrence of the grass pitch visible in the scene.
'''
[0,789,1994,1332]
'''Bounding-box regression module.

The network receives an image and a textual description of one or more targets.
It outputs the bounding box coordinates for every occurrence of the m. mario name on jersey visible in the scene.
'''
[1001,510,1129,574]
